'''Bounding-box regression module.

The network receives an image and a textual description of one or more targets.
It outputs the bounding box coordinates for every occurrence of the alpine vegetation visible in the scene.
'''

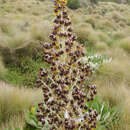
[36,0,98,129]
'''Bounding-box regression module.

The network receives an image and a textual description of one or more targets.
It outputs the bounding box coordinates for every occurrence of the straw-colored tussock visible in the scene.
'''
[0,0,52,52]
[0,81,42,127]
[0,57,6,78]
[96,82,130,130]
[119,37,130,53]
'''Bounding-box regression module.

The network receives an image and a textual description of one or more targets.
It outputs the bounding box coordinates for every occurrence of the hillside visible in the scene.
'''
[0,0,130,129]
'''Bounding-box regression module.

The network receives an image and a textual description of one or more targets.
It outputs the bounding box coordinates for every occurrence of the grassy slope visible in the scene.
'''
[0,0,130,129]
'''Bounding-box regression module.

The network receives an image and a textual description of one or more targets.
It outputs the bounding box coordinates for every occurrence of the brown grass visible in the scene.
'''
[96,81,130,130]
[119,37,130,53]
[0,81,42,129]
[0,57,7,79]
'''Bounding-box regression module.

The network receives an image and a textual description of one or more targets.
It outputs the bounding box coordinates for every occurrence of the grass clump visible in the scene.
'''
[96,82,130,130]
[95,42,108,51]
[120,37,130,53]
[0,57,6,79]
[0,81,42,129]
[0,114,25,130]
[74,23,99,45]
[97,62,124,83]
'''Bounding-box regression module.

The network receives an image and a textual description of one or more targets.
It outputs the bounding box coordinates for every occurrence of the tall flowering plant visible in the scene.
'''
[36,0,98,129]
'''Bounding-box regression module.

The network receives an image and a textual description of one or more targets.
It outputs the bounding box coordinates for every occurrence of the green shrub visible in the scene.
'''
[67,0,80,9]
[3,54,47,87]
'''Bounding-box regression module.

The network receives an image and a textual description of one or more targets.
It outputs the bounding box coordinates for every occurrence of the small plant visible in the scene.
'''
[36,0,98,130]
[25,105,43,129]
[25,105,49,130]
[85,54,112,72]
[88,97,119,129]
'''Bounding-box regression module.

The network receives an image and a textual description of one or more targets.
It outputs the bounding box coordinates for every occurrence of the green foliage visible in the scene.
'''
[85,46,111,72]
[2,44,109,87]
[4,128,21,130]
[3,51,48,87]
[25,105,42,129]
[88,97,119,129]
[25,98,119,130]
[67,0,80,9]
[90,0,98,4]
[25,105,49,130]
[87,54,111,72]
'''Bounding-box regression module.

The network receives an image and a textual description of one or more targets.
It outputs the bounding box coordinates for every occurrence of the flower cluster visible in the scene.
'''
[36,0,98,129]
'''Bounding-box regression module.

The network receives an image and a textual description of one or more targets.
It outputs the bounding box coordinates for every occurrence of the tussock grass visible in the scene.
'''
[71,2,130,51]
[0,114,25,130]
[0,0,129,58]
[0,57,7,79]
[96,31,110,43]
[74,23,99,45]
[0,81,42,128]
[97,83,129,106]
[30,20,50,42]
[97,62,124,83]
[96,82,130,130]
[95,42,108,51]
[119,37,130,53]
[94,46,130,130]
[96,51,130,85]
[0,0,52,52]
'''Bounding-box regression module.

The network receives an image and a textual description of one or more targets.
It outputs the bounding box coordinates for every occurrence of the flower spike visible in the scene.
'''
[36,0,98,130]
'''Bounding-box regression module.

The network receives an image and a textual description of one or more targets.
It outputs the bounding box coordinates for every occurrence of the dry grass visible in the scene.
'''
[94,47,130,130]
[95,41,108,51]
[0,57,7,79]
[119,37,130,53]
[0,0,130,52]
[74,23,99,45]
[97,59,130,84]
[0,114,25,130]
[0,81,42,129]
[0,0,52,52]
[96,47,130,85]
[97,83,130,130]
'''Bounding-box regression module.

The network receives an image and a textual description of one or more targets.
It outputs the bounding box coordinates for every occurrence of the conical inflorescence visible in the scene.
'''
[36,0,98,129]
